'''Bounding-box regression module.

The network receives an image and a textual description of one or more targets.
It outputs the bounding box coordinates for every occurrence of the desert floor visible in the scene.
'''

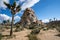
[1,28,60,40]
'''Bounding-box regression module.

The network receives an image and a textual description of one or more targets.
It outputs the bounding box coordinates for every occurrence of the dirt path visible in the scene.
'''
[37,29,60,40]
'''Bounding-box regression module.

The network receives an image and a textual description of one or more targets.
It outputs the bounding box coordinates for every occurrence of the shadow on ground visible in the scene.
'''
[55,34,60,37]
[1,34,16,39]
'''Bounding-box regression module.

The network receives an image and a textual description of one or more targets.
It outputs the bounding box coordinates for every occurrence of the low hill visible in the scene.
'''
[46,20,60,32]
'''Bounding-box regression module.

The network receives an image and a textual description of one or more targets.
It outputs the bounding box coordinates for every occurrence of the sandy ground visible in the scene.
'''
[37,29,60,40]
[2,29,31,40]
[1,29,60,40]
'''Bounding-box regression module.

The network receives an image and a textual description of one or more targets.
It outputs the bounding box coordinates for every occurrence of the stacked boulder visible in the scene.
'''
[18,8,45,28]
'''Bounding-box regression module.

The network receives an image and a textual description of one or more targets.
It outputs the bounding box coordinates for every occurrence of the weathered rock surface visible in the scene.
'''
[17,8,45,28]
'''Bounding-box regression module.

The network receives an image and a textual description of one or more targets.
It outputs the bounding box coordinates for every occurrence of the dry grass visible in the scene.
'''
[1,27,60,40]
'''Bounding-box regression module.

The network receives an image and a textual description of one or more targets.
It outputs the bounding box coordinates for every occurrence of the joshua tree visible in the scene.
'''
[6,20,11,25]
[4,1,21,36]
[7,20,10,23]
[49,19,52,22]
[2,20,7,24]
[53,18,56,21]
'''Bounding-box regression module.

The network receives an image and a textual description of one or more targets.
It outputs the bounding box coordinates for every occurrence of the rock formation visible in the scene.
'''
[17,8,45,28]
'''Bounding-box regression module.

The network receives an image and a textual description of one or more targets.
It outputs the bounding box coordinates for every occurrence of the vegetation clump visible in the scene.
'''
[15,24,24,32]
[0,33,2,40]
[27,34,39,40]
[31,28,40,34]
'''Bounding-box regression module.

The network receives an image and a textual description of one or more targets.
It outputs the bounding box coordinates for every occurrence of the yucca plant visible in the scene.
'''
[4,1,21,36]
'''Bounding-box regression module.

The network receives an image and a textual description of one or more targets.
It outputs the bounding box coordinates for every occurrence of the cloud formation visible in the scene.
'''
[0,0,40,23]
[0,0,9,9]
[0,14,10,21]
[17,0,40,10]
[14,16,21,23]
[42,19,49,23]
[19,0,25,2]
[0,0,40,10]
[0,14,20,23]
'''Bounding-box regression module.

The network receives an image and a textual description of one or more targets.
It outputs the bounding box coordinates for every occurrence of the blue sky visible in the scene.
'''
[32,0,60,22]
[0,0,60,23]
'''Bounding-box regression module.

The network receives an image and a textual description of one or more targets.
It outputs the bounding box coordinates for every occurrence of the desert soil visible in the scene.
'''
[37,29,60,40]
[1,29,60,40]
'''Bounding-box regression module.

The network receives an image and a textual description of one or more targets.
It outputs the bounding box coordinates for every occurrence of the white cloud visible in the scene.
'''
[14,16,20,20]
[0,0,40,10]
[0,0,9,9]
[0,14,10,21]
[0,14,20,23]
[56,18,60,20]
[21,0,40,10]
[14,16,20,23]
[42,18,60,23]
[19,0,25,2]
[42,19,49,23]
[16,0,40,10]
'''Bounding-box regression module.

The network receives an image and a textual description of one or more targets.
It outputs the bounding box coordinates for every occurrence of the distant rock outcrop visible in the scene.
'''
[17,8,45,28]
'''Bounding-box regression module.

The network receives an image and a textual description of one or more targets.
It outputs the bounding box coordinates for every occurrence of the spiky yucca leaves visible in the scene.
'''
[4,2,21,15]
[4,2,11,9]
[4,1,21,36]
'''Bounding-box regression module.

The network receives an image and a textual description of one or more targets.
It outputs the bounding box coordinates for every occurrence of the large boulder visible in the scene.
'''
[17,8,45,28]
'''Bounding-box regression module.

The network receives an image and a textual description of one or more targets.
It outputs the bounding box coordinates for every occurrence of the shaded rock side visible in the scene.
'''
[18,8,45,27]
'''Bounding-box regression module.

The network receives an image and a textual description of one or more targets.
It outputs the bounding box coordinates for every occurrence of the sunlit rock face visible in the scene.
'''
[19,8,44,27]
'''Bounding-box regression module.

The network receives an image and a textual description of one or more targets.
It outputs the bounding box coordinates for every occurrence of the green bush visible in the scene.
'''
[28,26,35,29]
[15,25,24,32]
[16,24,20,28]
[15,27,23,32]
[27,34,38,40]
[43,28,48,31]
[31,28,40,34]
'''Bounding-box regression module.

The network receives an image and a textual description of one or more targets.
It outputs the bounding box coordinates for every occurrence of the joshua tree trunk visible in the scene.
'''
[10,14,14,36]
[4,1,21,36]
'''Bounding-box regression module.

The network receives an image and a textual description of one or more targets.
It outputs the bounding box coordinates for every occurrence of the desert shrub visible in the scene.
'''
[5,26,10,29]
[0,33,2,40]
[28,23,39,29]
[31,28,40,34]
[27,34,38,40]
[15,24,20,32]
[43,27,48,31]
[15,27,23,32]
[47,25,56,30]
[16,24,20,28]
[56,26,60,32]
[15,24,24,32]
[50,26,55,30]
[24,26,30,29]
[24,25,35,29]
[28,26,35,29]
